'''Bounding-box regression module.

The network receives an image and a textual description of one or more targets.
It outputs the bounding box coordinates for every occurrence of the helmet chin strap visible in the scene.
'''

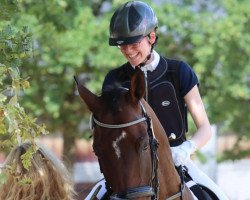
[138,53,152,68]
[137,53,152,102]
[137,34,158,67]
[136,35,158,102]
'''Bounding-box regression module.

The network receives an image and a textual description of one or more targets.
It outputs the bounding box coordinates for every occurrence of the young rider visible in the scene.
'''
[86,1,229,199]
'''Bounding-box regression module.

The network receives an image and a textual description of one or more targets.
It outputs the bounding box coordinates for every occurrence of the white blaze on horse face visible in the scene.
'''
[112,131,127,159]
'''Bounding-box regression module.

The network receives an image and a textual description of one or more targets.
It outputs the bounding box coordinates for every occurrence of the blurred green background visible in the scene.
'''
[1,0,249,163]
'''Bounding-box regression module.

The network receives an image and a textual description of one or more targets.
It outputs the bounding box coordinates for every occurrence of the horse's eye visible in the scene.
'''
[137,136,149,152]
[143,143,149,151]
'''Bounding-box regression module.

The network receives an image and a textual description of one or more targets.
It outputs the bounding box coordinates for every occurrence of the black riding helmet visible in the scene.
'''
[109,1,158,46]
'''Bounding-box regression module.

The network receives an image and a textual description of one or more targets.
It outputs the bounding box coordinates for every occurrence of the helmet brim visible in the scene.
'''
[109,35,144,46]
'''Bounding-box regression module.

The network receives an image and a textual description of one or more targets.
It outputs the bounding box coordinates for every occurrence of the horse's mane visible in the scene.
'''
[101,84,128,114]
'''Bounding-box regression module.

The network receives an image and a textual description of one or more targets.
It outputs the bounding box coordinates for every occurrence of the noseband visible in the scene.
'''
[92,101,160,200]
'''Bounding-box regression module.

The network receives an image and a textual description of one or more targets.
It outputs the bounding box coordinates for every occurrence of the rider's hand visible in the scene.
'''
[170,140,197,166]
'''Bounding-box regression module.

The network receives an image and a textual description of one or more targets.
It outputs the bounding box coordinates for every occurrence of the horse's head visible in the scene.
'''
[75,67,157,199]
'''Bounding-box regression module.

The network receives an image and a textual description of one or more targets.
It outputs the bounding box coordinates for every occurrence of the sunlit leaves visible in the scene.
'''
[0,4,49,153]
[20,144,36,170]
[0,0,19,21]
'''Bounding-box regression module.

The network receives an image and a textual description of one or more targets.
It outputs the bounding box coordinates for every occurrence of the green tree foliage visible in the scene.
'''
[4,0,123,159]
[1,0,249,161]
[155,0,250,160]
[0,0,48,174]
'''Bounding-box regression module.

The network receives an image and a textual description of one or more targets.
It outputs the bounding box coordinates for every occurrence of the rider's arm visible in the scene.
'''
[184,85,212,150]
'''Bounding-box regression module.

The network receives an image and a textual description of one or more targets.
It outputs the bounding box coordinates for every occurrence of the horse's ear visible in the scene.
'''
[74,76,100,113]
[130,67,145,103]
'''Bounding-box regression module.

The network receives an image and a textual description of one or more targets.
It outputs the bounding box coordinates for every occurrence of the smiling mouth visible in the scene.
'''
[128,53,138,59]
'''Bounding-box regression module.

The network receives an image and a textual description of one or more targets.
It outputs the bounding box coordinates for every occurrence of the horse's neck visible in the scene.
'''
[142,100,181,196]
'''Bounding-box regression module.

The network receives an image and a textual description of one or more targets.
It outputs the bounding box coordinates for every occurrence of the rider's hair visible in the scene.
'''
[0,141,75,200]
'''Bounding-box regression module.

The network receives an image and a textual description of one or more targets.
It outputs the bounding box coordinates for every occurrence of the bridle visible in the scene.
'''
[92,101,159,199]
[92,101,184,200]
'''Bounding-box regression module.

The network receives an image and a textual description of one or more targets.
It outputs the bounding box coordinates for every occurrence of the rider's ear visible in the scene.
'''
[130,67,145,103]
[148,31,156,44]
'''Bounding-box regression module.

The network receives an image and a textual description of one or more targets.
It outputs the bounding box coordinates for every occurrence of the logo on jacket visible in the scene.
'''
[161,100,170,107]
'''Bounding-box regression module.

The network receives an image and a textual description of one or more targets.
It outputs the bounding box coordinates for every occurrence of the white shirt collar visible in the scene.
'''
[138,50,160,72]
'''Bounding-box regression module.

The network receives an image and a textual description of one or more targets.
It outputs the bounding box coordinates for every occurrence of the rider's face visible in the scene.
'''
[119,36,152,66]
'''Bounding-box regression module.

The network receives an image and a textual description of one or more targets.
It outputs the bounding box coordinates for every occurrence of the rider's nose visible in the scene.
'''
[120,44,134,53]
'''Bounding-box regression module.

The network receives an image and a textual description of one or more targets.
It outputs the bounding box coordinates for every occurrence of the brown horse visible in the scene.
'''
[75,67,194,200]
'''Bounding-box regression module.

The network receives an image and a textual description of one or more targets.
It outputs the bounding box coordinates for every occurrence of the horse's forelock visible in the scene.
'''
[101,86,128,114]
